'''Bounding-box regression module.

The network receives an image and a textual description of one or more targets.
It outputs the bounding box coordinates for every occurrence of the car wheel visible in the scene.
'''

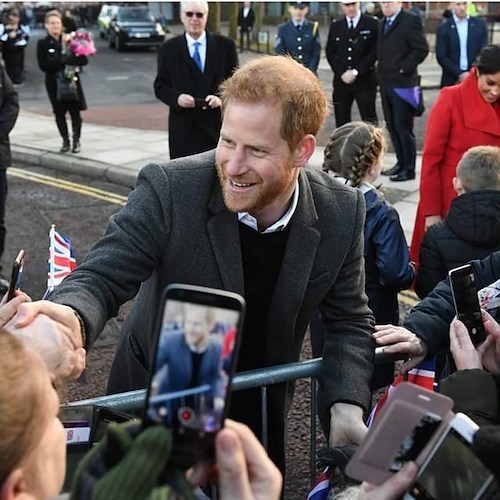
[108,33,115,49]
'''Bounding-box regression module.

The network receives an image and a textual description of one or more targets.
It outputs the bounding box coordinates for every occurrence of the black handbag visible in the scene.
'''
[56,67,79,102]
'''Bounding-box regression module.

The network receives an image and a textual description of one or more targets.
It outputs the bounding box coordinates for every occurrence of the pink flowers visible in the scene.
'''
[69,31,96,57]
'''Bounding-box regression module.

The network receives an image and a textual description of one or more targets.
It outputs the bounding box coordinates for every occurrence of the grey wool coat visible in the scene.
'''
[50,150,375,468]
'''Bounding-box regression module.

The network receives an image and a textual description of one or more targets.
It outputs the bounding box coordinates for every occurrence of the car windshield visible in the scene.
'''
[117,9,154,22]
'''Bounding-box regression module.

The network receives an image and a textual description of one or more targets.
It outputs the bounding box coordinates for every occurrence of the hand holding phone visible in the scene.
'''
[449,264,486,346]
[143,284,245,469]
[7,249,25,301]
[345,383,494,500]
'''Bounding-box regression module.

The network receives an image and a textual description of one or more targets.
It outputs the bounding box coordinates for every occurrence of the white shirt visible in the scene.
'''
[185,31,207,71]
[238,180,300,234]
[346,10,362,29]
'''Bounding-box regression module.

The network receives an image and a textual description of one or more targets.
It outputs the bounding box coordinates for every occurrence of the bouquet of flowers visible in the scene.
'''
[69,30,97,57]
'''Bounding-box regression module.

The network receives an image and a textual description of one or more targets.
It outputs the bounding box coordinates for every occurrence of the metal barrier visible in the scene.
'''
[66,348,402,487]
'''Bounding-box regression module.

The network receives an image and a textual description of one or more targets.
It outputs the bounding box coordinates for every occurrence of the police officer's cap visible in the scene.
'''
[289,2,310,8]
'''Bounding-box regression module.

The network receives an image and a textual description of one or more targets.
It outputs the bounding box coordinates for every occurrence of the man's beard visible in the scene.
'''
[216,157,295,215]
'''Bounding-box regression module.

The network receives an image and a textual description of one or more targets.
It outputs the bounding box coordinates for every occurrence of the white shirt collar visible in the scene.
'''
[346,10,361,28]
[185,31,206,47]
[452,12,469,23]
[387,8,401,23]
[238,180,300,234]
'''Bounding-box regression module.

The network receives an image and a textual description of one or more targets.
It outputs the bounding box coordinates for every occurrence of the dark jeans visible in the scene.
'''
[379,84,416,173]
[55,108,82,141]
[333,82,378,127]
[239,28,251,51]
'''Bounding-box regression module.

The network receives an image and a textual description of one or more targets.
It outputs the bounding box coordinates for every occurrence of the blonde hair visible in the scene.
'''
[0,333,52,486]
[220,55,329,151]
[457,145,500,192]
[44,9,62,22]
[322,121,387,187]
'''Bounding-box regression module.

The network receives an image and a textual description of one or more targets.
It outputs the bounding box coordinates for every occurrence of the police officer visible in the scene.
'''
[275,2,320,74]
[325,1,378,127]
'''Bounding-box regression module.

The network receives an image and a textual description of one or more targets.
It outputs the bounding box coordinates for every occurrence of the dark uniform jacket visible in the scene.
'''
[416,190,500,299]
[0,66,18,169]
[436,16,488,88]
[37,34,88,113]
[237,6,255,30]
[326,13,378,90]
[377,9,428,87]
[154,32,238,159]
[275,19,321,72]
[49,150,375,471]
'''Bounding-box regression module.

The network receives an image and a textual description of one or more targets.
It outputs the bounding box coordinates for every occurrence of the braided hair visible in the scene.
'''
[322,121,387,188]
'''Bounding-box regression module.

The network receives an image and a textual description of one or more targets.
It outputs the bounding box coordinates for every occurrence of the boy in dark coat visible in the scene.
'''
[416,146,500,299]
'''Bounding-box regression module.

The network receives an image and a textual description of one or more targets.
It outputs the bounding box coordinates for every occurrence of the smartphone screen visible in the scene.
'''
[449,265,486,346]
[409,428,493,500]
[144,284,245,469]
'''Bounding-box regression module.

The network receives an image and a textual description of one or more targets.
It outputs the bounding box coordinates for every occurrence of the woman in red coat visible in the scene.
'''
[410,44,500,264]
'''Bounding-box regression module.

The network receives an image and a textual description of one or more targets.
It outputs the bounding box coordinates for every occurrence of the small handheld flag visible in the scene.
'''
[44,225,76,298]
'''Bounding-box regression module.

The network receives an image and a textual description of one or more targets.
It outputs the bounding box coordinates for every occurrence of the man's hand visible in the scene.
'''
[205,95,222,108]
[189,419,282,500]
[6,301,86,379]
[329,403,367,448]
[0,292,30,326]
[341,70,357,84]
[5,313,86,379]
[449,318,483,370]
[424,215,442,231]
[358,461,418,499]
[372,325,428,373]
[177,93,196,108]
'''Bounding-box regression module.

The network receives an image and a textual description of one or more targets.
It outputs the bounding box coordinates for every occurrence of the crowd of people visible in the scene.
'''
[0,1,499,498]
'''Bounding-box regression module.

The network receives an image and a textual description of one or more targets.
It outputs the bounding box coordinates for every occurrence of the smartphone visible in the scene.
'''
[408,413,494,500]
[143,284,245,469]
[194,97,208,108]
[7,249,25,300]
[449,264,486,346]
[346,382,455,485]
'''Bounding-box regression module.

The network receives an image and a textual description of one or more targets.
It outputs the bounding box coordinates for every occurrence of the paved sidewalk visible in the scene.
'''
[9,109,421,244]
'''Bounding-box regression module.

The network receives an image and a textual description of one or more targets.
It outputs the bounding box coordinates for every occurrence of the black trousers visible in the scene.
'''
[333,81,378,127]
[379,84,416,173]
[239,27,251,51]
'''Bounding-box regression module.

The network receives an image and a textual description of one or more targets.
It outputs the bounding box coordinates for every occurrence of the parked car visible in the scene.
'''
[97,4,118,39]
[108,6,165,51]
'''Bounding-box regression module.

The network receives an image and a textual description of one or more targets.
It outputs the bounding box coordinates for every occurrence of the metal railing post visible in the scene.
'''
[261,385,268,451]
[310,377,317,488]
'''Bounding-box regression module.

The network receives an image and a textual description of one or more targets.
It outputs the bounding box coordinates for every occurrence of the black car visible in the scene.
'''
[108,6,165,51]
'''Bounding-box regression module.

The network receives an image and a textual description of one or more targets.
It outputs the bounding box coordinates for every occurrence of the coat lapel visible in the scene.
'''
[265,171,321,364]
[206,179,245,296]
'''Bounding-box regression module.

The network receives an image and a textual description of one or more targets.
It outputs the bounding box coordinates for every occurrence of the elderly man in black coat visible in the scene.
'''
[0,65,19,293]
[154,1,238,160]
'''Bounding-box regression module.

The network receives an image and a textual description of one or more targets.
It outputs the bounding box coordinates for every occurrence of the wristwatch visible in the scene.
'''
[352,69,359,76]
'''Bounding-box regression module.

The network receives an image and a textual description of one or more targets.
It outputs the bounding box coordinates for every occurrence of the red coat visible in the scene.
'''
[410,69,500,263]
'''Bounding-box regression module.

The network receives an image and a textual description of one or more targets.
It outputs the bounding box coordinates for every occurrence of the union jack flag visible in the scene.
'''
[366,358,436,428]
[306,467,332,500]
[44,225,76,298]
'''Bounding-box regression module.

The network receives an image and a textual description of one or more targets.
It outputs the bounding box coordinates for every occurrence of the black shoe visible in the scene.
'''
[381,164,400,176]
[390,171,415,182]
[72,140,81,154]
[60,139,70,153]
